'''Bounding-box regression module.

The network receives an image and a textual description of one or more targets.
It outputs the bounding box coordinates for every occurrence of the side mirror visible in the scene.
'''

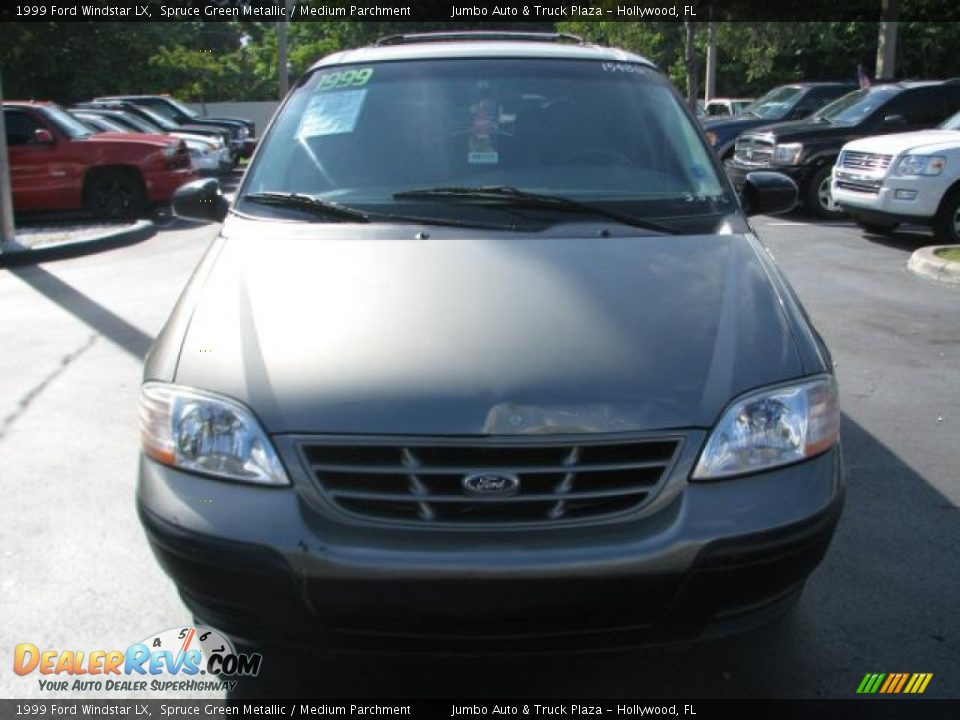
[741,171,798,217]
[33,128,54,144]
[883,114,906,126]
[172,178,229,223]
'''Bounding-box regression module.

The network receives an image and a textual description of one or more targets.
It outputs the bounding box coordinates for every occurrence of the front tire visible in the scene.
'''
[83,169,146,220]
[803,164,846,220]
[933,187,960,244]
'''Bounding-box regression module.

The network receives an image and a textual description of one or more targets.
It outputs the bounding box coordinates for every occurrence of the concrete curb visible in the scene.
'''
[0,220,156,268]
[908,245,960,286]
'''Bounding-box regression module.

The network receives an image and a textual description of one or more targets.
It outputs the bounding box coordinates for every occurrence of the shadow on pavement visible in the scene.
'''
[859,227,936,253]
[224,414,958,700]
[7,264,153,359]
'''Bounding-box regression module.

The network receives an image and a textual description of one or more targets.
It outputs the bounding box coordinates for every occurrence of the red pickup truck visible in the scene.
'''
[3,101,197,219]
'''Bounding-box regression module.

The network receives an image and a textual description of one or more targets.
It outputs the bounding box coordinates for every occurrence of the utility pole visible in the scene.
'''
[684,21,699,112]
[704,22,717,103]
[277,0,293,99]
[876,0,900,80]
[0,72,16,250]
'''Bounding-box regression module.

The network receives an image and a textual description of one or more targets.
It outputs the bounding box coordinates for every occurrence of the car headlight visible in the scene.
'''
[237,127,249,140]
[772,142,804,165]
[893,155,945,177]
[692,376,839,480]
[705,130,718,147]
[161,145,179,158]
[139,383,289,486]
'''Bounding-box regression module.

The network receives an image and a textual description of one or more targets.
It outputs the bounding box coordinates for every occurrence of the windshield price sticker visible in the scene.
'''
[297,89,368,138]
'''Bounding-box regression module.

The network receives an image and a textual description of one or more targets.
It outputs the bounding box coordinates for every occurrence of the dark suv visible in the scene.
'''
[703,83,856,161]
[725,80,960,218]
[138,32,842,651]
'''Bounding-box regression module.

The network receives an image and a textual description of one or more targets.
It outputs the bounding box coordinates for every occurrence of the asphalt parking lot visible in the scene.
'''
[0,213,957,700]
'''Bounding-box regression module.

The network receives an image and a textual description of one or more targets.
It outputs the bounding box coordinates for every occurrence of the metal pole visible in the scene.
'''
[704,23,717,103]
[277,18,289,99]
[0,71,16,250]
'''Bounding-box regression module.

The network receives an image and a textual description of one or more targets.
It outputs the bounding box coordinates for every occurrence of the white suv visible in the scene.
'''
[832,110,960,242]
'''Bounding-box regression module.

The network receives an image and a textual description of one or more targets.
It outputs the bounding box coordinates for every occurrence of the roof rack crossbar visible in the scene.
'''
[374,31,585,47]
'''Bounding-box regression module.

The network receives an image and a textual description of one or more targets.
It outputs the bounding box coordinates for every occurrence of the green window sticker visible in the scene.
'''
[316,67,374,92]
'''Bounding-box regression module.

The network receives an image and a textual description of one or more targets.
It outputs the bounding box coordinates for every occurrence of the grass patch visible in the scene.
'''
[934,247,960,262]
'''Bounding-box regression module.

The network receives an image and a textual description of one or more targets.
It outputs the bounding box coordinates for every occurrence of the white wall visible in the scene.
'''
[186,101,280,137]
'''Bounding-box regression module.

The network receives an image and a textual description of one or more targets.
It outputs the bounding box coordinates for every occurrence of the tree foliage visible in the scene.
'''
[2,19,960,104]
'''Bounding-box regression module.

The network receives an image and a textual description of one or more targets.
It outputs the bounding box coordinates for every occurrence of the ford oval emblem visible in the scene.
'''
[462,472,520,497]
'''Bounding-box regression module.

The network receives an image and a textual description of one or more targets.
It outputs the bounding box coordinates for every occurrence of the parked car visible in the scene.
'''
[139,32,840,650]
[725,80,960,218]
[72,110,231,175]
[94,94,256,159]
[704,98,754,117]
[75,100,235,162]
[3,101,196,218]
[832,110,960,242]
[704,83,857,160]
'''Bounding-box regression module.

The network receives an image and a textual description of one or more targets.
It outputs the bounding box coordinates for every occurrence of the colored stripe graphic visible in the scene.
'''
[858,673,933,694]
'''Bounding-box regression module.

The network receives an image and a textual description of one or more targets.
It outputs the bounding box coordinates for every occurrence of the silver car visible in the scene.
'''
[138,32,841,650]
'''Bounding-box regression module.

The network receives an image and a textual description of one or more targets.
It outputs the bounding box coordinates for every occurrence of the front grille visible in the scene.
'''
[734,136,774,165]
[300,436,682,527]
[840,151,893,171]
[835,180,881,195]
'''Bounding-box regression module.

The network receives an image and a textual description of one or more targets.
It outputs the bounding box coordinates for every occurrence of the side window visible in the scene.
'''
[4,110,43,146]
[882,89,948,125]
[944,88,960,117]
[792,92,821,115]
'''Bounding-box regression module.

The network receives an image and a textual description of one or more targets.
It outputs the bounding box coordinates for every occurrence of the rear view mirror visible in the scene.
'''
[172,178,229,223]
[741,171,798,216]
[33,128,54,144]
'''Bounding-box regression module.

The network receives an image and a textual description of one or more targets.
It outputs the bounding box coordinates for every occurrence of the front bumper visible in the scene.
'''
[137,443,843,650]
[832,173,940,225]
[144,168,198,204]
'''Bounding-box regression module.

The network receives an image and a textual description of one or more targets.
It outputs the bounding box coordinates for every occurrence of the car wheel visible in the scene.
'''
[932,187,960,244]
[854,219,899,235]
[84,169,146,220]
[803,164,847,220]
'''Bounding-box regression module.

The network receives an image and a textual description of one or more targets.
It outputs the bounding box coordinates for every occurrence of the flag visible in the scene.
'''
[857,65,871,89]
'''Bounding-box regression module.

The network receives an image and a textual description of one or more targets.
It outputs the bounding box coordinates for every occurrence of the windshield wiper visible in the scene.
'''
[241,191,524,231]
[242,192,372,223]
[393,186,679,235]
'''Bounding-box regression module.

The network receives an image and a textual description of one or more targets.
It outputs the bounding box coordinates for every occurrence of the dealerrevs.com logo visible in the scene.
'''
[14,626,261,693]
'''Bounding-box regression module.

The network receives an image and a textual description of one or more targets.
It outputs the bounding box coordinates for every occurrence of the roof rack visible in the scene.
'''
[374,31,586,47]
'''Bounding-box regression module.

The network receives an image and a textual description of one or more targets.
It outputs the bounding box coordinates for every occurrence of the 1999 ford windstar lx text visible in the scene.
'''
[137,32,843,650]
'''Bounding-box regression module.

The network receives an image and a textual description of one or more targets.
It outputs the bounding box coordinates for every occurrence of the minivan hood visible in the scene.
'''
[843,129,960,156]
[174,220,803,435]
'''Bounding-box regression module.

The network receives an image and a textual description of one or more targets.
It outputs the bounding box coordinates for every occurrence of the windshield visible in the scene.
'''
[745,87,804,119]
[940,110,960,130]
[141,97,197,122]
[240,58,730,226]
[815,86,900,125]
[132,105,179,131]
[44,105,93,138]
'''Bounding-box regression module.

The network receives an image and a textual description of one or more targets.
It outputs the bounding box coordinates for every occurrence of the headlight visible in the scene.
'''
[161,145,179,158]
[705,131,718,147]
[139,383,289,486]
[692,376,839,480]
[893,155,946,177]
[237,127,249,140]
[772,142,804,165]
